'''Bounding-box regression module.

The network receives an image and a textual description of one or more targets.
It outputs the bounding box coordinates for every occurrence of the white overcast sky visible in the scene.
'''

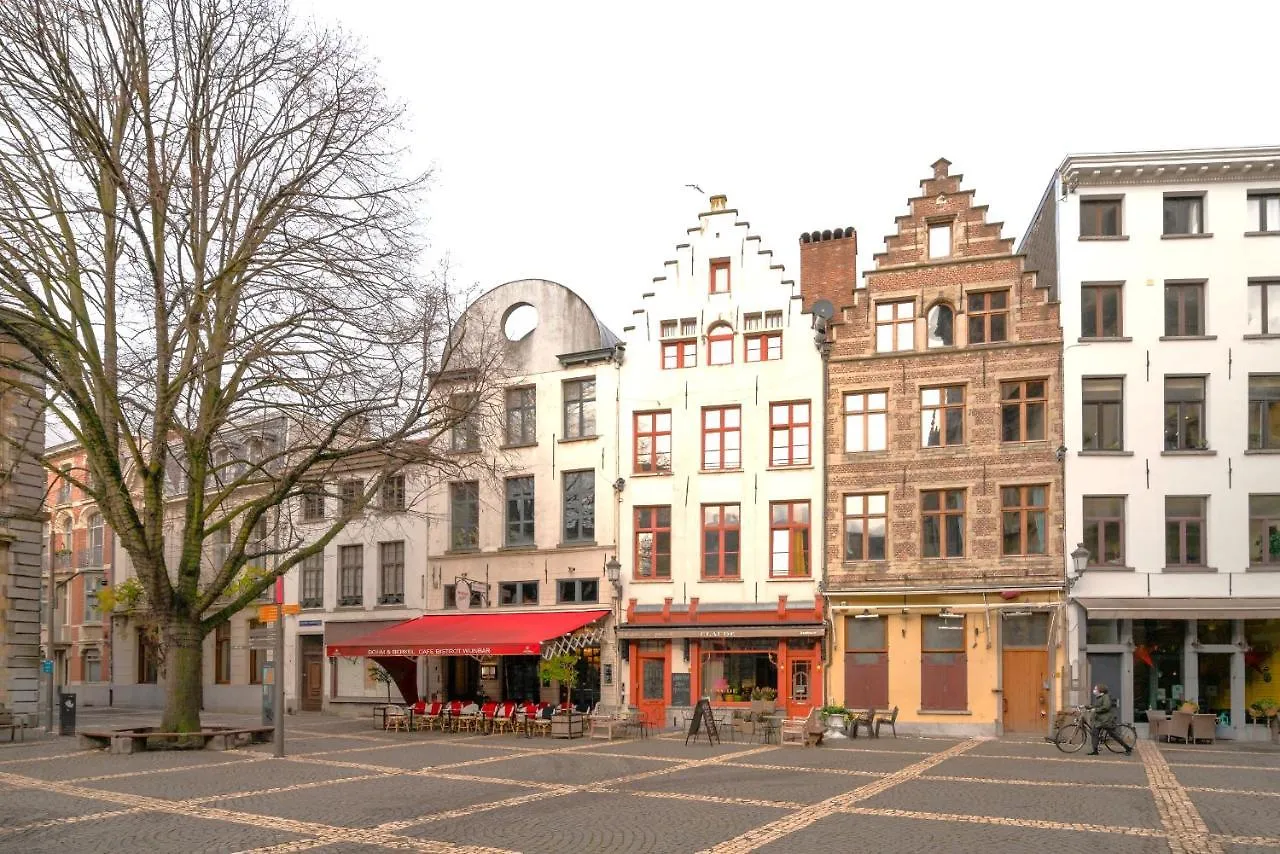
[295,0,1279,333]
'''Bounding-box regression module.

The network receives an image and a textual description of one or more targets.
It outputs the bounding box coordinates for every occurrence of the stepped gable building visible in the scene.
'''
[809,159,1066,736]
[616,194,826,730]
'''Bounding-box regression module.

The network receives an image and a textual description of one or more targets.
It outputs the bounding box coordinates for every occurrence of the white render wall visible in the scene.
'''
[1059,171,1280,599]
[617,201,825,608]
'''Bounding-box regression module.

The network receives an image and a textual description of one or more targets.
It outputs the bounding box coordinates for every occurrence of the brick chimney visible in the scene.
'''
[798,226,857,314]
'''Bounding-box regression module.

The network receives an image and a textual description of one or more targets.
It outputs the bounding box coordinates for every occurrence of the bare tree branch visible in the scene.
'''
[0,0,502,731]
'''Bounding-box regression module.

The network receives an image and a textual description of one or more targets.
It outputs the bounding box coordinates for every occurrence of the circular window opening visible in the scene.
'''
[503,303,538,342]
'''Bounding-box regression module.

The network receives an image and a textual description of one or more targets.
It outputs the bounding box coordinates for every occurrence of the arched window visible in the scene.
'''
[927,303,954,348]
[87,513,104,566]
[707,323,734,365]
[55,516,73,567]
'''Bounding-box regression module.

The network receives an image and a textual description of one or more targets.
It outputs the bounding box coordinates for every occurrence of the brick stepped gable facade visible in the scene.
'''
[821,158,1065,592]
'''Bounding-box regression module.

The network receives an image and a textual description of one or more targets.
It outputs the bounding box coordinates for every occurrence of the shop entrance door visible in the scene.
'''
[1002,649,1048,732]
[1001,613,1049,733]
[1088,653,1123,710]
[635,649,668,728]
[299,635,324,712]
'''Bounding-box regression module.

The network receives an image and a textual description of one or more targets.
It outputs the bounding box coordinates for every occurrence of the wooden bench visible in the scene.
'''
[79,726,275,753]
[588,704,632,740]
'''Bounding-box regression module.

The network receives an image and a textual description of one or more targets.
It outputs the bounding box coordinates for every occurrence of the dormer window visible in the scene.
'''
[928,223,952,259]
[707,323,734,365]
[710,259,731,294]
[926,303,954,348]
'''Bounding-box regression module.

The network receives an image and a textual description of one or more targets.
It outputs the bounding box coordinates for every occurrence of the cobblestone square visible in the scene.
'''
[0,712,1276,854]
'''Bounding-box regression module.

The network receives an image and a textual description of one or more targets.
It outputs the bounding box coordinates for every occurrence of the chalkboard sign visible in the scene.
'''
[671,673,691,708]
[685,697,720,746]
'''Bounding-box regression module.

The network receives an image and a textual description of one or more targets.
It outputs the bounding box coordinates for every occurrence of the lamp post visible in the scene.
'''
[604,556,622,597]
[1068,543,1090,591]
[604,557,622,706]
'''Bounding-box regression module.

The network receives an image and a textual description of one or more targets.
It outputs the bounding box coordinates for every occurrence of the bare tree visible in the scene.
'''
[0,0,500,732]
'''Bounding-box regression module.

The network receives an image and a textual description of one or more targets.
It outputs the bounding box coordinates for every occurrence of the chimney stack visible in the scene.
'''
[709,194,727,211]
[798,226,857,314]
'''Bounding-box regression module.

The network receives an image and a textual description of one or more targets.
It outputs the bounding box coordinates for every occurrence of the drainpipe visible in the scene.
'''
[818,323,832,710]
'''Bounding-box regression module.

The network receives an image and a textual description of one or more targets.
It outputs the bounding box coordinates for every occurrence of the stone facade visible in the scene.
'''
[810,160,1066,736]
[0,336,45,717]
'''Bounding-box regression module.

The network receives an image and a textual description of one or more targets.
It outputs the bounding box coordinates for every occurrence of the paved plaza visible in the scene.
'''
[1,710,1277,854]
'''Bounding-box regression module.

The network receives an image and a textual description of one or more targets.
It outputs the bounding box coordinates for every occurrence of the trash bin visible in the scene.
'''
[58,691,77,736]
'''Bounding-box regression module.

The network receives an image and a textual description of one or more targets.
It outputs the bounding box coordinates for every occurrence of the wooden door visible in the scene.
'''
[635,651,668,728]
[300,636,323,712]
[844,616,889,709]
[1002,649,1048,732]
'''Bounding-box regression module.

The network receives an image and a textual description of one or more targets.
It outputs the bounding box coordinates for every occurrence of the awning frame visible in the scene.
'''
[1075,597,1280,621]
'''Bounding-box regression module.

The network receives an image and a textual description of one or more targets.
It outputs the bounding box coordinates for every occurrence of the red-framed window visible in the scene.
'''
[708,323,734,365]
[710,259,731,294]
[634,410,672,474]
[701,504,741,579]
[769,501,811,577]
[702,405,741,470]
[634,505,672,579]
[745,332,782,362]
[770,401,811,466]
[661,339,696,369]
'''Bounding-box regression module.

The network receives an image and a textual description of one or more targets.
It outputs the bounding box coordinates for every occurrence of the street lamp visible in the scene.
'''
[1067,543,1090,591]
[604,556,622,597]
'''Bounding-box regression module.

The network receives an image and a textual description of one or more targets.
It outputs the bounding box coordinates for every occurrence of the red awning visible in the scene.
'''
[325,609,609,658]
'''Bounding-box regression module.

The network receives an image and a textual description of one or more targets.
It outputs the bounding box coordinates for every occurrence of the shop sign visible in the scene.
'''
[697,630,738,638]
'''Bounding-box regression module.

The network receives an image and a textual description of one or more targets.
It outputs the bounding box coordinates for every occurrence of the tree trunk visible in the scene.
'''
[160,616,204,733]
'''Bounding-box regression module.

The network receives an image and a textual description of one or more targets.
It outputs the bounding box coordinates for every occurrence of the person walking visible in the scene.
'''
[1087,683,1129,756]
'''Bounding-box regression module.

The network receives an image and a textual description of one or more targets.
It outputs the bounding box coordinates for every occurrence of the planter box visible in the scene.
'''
[551,711,584,739]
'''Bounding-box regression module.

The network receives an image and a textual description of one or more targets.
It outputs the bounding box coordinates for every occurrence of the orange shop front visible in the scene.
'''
[618,603,825,728]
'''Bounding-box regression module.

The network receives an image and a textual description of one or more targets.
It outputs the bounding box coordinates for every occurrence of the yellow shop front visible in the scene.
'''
[828,589,1066,737]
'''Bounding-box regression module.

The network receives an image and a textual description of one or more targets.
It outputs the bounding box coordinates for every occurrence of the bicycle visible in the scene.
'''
[1054,706,1137,754]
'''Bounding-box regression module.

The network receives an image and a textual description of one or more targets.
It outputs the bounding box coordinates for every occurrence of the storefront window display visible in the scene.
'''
[702,639,778,700]
[1245,620,1279,721]
[1132,620,1184,716]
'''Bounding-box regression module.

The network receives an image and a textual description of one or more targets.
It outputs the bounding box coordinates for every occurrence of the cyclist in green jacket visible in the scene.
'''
[1087,683,1129,756]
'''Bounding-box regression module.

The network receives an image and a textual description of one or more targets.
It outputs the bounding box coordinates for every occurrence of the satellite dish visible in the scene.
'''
[811,299,835,321]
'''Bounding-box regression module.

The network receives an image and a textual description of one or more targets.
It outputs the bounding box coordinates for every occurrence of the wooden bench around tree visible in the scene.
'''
[79,726,275,753]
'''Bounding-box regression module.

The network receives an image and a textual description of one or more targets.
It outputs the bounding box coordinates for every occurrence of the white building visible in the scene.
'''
[616,195,827,729]
[282,465,432,714]
[317,279,623,713]
[1024,146,1280,739]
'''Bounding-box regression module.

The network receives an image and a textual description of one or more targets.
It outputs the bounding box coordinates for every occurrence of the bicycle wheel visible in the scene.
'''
[1055,723,1087,753]
[1106,724,1137,753]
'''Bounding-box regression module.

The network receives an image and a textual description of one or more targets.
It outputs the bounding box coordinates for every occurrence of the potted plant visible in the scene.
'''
[538,654,584,738]
[750,686,778,715]
[367,663,395,704]
[821,703,849,736]
[759,686,778,714]
[712,677,729,702]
